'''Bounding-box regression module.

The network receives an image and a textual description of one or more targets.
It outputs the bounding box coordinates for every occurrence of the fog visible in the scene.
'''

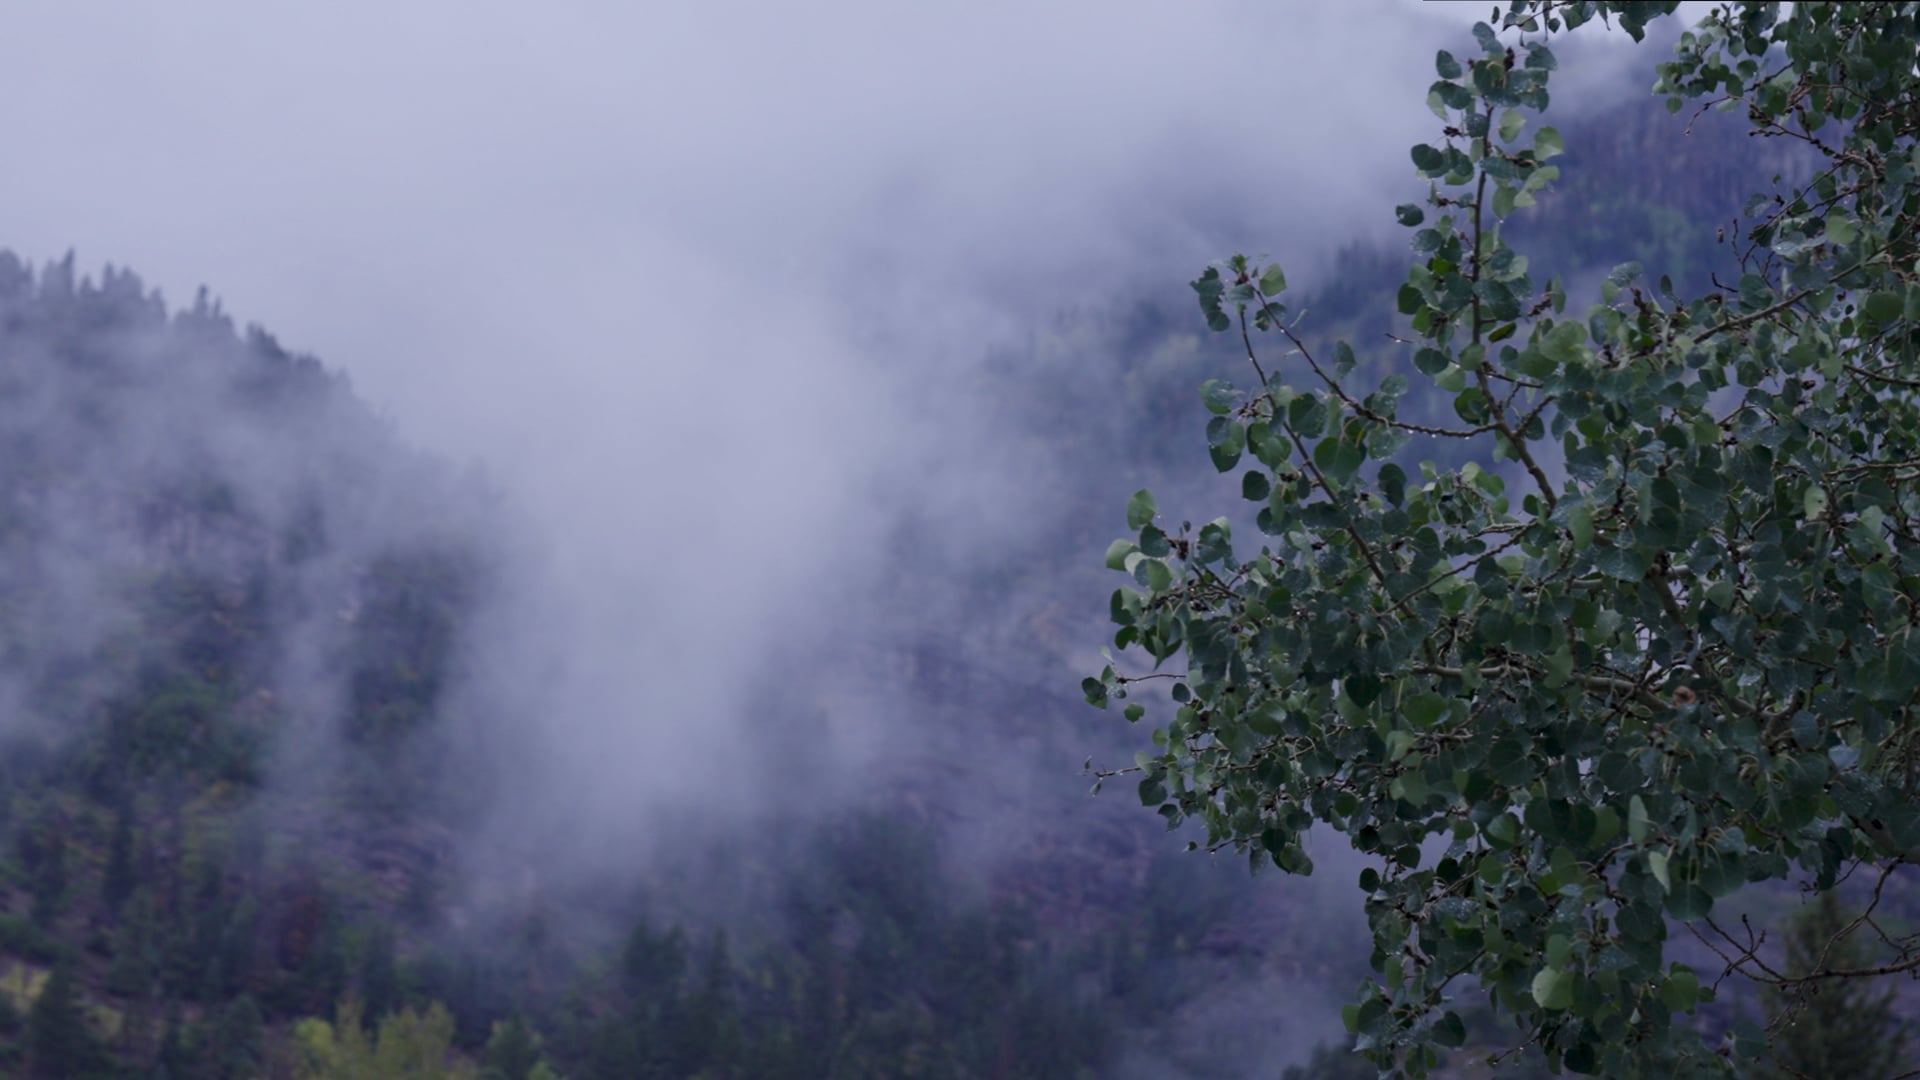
[0,0,1703,946]
[0,6,1737,1075]
[0,2,1462,827]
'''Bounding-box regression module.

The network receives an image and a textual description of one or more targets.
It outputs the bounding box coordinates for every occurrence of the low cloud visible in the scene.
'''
[0,1,1684,909]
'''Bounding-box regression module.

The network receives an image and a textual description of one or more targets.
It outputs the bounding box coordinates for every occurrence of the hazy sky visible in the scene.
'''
[0,2,1472,447]
[0,2,1667,851]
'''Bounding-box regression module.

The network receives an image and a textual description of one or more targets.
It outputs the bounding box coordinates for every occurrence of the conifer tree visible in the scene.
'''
[26,963,108,1079]
[483,1014,544,1080]
[1762,891,1914,1079]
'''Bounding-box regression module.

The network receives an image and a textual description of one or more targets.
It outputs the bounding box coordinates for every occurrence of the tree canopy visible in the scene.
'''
[1089,2,1920,1075]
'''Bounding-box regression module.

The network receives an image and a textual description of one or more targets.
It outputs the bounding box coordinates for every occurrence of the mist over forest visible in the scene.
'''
[0,4,1889,1078]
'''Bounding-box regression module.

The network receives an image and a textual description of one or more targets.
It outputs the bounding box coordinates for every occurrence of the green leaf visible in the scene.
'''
[1344,673,1383,707]
[1628,796,1650,843]
[1385,730,1417,764]
[1594,545,1647,581]
[1435,50,1462,79]
[1242,470,1270,502]
[1498,109,1525,141]
[1249,424,1288,471]
[1538,319,1586,366]
[1865,289,1904,325]
[1534,126,1564,159]
[1082,677,1107,707]
[1201,379,1236,414]
[1660,966,1700,1012]
[1531,968,1574,1011]
[1192,267,1231,332]
[1138,776,1167,806]
[1433,1011,1466,1049]
[1379,463,1407,507]
[1140,560,1172,593]
[1404,692,1446,729]
[1544,645,1573,687]
[1567,504,1594,549]
[1395,203,1425,227]
[1666,883,1712,920]
[1209,425,1245,472]
[1647,850,1671,892]
[1104,540,1137,572]
[1332,341,1357,377]
[1397,283,1424,315]
[1804,485,1829,520]
[1259,264,1287,295]
[1492,183,1518,219]
[1126,489,1157,530]
[1287,392,1326,432]
[1591,806,1621,846]
[1313,438,1363,483]
[1484,812,1521,849]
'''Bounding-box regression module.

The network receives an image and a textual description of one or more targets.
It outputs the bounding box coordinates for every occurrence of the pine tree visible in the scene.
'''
[204,994,265,1080]
[102,806,137,915]
[581,1016,643,1080]
[107,889,161,997]
[673,930,741,1073]
[357,921,400,1022]
[1763,890,1915,1078]
[26,963,108,1079]
[0,988,20,1037]
[26,828,66,928]
[482,1014,543,1080]
[152,1011,191,1080]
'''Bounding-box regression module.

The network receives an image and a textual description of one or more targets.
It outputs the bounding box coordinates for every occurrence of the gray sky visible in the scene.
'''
[0,2,1463,448]
[0,2,1659,849]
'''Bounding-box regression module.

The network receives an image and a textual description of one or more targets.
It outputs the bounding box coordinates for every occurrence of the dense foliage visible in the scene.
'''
[1091,1,1920,1075]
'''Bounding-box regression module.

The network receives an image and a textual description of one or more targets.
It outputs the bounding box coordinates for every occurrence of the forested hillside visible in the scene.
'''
[0,25,1881,1079]
[0,251,1235,1079]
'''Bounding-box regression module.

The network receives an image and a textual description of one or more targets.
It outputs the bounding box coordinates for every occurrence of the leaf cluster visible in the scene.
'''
[1090,2,1920,1074]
